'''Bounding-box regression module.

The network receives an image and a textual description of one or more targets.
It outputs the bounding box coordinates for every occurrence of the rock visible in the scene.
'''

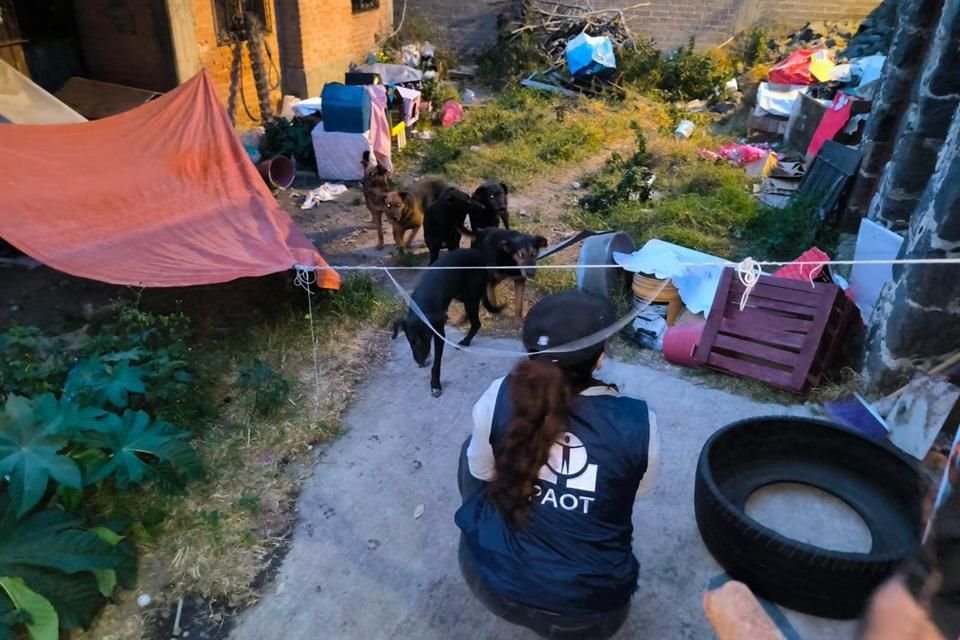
[711,102,737,114]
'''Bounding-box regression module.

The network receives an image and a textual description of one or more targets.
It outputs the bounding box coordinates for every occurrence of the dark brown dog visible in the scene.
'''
[382,178,448,254]
[360,151,390,250]
[473,228,548,322]
[423,187,488,265]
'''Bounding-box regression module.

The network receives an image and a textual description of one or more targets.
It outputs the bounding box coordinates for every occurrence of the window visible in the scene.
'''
[212,0,271,45]
[352,0,379,14]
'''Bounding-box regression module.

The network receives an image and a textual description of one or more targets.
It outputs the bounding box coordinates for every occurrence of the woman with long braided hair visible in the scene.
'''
[455,290,660,639]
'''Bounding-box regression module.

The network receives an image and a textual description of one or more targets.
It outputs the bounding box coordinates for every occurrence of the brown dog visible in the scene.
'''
[382,178,448,254]
[360,152,390,250]
[473,228,548,322]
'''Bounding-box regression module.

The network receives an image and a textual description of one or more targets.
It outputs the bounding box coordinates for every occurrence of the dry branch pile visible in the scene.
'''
[499,0,650,94]
[510,0,647,70]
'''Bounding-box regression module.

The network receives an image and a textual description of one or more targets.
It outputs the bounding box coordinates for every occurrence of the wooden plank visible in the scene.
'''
[729,297,817,318]
[730,280,825,307]
[712,334,800,367]
[718,318,808,349]
[790,286,839,390]
[756,274,839,295]
[694,267,734,364]
[723,304,815,332]
[707,353,797,390]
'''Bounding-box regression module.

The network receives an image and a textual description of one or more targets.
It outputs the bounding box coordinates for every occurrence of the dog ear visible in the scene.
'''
[498,238,513,253]
[361,150,370,168]
[533,235,548,250]
[400,191,414,208]
[472,185,486,201]
[376,164,389,176]
[392,319,405,339]
[500,182,509,196]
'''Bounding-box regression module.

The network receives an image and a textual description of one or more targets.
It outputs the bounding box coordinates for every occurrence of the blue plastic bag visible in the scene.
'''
[565,33,617,77]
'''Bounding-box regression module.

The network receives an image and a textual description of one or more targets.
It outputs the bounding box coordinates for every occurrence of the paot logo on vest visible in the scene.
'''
[534,433,598,514]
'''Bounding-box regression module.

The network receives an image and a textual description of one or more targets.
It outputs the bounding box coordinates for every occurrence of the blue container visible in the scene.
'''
[320,83,371,134]
[565,33,617,77]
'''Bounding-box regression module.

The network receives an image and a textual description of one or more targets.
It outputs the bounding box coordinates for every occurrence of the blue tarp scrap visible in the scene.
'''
[565,32,617,76]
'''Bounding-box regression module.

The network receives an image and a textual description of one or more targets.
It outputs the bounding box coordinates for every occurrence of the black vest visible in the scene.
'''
[455,377,650,616]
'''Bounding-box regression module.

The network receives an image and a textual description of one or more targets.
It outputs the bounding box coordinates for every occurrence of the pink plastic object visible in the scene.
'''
[441,100,464,128]
[662,321,705,368]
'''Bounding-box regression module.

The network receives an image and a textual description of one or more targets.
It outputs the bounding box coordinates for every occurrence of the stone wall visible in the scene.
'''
[862,0,960,391]
[396,0,880,54]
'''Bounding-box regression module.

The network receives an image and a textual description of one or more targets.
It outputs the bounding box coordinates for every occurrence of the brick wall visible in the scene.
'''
[190,0,282,126]
[72,0,178,91]
[757,0,881,27]
[399,0,880,54]
[279,0,394,98]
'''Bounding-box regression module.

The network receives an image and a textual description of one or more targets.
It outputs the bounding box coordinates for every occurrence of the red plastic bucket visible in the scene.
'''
[662,321,705,368]
[257,156,296,190]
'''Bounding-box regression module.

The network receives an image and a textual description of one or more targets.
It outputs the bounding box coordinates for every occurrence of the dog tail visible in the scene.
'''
[482,288,508,314]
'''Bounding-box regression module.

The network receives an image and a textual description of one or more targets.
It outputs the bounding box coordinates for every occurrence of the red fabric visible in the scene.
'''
[441,100,464,127]
[807,92,853,160]
[0,71,339,290]
[774,247,832,282]
[768,49,815,85]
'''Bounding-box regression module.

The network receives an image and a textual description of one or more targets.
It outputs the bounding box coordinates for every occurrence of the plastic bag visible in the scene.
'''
[441,100,464,128]
[769,49,815,85]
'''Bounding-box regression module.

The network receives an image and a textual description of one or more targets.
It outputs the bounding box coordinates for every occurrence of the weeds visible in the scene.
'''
[739,195,838,261]
[423,88,626,185]
[235,360,291,417]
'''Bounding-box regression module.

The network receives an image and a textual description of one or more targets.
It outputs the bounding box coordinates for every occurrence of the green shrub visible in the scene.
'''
[658,39,732,101]
[739,195,837,261]
[580,122,654,212]
[263,117,316,166]
[0,307,206,637]
[235,360,290,418]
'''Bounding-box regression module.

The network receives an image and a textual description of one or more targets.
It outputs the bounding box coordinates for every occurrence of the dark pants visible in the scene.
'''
[457,438,631,640]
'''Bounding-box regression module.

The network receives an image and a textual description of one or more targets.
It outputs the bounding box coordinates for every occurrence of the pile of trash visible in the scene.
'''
[499,0,649,95]
[729,12,891,218]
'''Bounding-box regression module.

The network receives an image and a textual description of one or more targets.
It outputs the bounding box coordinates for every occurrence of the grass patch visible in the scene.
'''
[421,88,636,186]
[76,275,401,637]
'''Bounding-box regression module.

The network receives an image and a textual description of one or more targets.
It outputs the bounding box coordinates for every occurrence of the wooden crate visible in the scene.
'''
[694,268,856,394]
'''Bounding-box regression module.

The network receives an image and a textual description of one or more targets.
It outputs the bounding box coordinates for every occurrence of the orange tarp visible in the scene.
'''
[0,71,339,290]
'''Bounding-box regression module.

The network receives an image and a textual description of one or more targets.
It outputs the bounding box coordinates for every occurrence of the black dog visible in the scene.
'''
[392,249,505,397]
[469,182,510,233]
[473,228,548,322]
[422,187,488,265]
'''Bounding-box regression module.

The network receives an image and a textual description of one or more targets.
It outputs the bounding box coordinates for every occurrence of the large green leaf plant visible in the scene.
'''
[0,342,203,637]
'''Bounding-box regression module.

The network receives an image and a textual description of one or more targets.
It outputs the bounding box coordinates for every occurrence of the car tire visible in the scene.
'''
[694,415,926,619]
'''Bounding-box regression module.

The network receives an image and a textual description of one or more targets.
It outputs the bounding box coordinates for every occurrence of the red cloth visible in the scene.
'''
[0,71,339,290]
[768,49,815,85]
[441,100,464,128]
[774,247,832,282]
[807,92,854,160]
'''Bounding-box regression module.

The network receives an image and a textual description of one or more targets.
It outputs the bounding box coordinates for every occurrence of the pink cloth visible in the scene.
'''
[365,84,393,173]
[774,247,832,282]
[441,100,464,128]
[807,92,853,160]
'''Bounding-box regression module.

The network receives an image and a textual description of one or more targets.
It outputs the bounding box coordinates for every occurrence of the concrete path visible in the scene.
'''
[231,334,859,640]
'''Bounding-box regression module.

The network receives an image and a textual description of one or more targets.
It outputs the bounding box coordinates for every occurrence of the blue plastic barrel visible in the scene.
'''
[320,83,371,134]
